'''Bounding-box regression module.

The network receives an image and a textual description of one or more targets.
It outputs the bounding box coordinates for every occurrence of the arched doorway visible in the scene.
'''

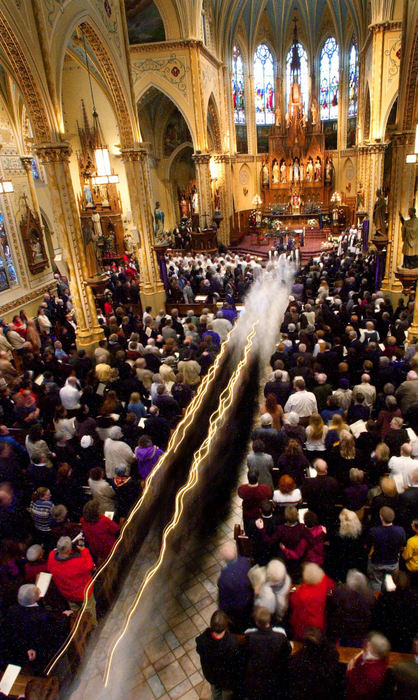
[138,87,196,230]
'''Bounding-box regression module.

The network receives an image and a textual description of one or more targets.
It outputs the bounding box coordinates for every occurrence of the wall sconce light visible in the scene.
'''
[0,179,14,194]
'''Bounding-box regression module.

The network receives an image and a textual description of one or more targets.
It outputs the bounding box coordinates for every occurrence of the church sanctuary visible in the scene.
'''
[0,1,418,699]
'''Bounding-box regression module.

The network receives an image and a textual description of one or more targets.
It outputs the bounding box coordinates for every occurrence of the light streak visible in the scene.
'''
[103,322,258,687]
[45,324,236,676]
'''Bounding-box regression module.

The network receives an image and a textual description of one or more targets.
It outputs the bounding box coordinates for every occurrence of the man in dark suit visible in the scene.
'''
[2,584,70,671]
[217,542,253,633]
[301,458,340,528]
[397,469,418,535]
[196,610,242,699]
[142,406,171,450]
[264,370,291,407]
[244,606,291,700]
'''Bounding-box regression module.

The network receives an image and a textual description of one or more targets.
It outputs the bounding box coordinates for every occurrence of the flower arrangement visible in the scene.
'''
[307,218,319,227]
[272,219,282,231]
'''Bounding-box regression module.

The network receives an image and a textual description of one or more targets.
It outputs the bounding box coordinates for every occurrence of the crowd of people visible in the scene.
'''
[195,249,418,699]
[0,246,417,699]
[0,262,232,679]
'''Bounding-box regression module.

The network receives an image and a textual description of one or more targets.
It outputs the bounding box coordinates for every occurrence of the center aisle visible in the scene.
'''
[68,488,245,700]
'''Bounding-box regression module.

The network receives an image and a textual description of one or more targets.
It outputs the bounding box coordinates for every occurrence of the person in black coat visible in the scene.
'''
[244,606,291,700]
[288,628,341,700]
[142,408,171,450]
[112,464,141,521]
[196,610,242,699]
[2,583,70,671]
[327,571,375,647]
[371,571,418,652]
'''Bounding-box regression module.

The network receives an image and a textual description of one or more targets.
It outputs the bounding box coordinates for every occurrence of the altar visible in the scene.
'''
[259,22,335,212]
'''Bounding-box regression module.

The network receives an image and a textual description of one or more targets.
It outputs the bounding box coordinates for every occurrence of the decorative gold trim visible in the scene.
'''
[0,282,52,315]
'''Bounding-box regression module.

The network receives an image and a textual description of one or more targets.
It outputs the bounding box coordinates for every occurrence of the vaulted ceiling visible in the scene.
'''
[210,0,370,56]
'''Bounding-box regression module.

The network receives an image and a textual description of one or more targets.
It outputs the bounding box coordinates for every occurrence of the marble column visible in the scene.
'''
[35,142,104,350]
[192,153,212,228]
[357,143,387,224]
[381,131,416,293]
[121,147,165,313]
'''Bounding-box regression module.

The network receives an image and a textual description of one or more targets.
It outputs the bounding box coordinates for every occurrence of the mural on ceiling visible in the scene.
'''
[125,0,165,45]
[163,109,191,156]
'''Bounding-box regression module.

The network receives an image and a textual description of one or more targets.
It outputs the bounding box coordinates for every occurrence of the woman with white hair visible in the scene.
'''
[255,559,291,623]
[290,562,335,640]
[327,569,375,647]
[327,508,366,581]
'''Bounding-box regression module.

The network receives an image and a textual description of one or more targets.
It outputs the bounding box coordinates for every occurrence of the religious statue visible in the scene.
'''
[262,161,269,187]
[306,157,314,182]
[83,182,94,207]
[180,194,188,218]
[372,189,387,239]
[400,207,418,268]
[91,211,103,238]
[124,231,135,254]
[280,159,287,183]
[290,191,301,213]
[104,221,117,254]
[214,188,221,212]
[30,233,43,261]
[272,160,280,184]
[311,98,319,126]
[325,157,335,188]
[356,183,365,211]
[154,201,165,235]
[275,104,281,128]
[191,186,199,215]
[292,157,300,183]
[82,218,98,276]
[314,156,322,181]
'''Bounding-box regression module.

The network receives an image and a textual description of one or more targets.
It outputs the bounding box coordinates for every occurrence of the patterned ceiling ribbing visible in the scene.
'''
[211,0,368,56]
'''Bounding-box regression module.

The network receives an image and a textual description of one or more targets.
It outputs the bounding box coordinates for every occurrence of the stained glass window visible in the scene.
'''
[348,43,359,117]
[286,41,309,113]
[254,43,275,125]
[0,213,18,290]
[232,45,245,124]
[320,37,339,121]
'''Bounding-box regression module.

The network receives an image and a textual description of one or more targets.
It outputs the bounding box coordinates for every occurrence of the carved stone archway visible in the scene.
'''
[80,21,137,149]
[0,10,52,142]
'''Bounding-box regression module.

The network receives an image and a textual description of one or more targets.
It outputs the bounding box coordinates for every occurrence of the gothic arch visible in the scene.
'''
[56,14,137,150]
[135,80,197,149]
[0,9,53,142]
[165,141,194,181]
[207,93,222,152]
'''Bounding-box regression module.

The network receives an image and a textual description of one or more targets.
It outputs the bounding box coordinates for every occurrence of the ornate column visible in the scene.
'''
[246,72,257,155]
[381,131,416,293]
[213,154,233,245]
[34,142,104,349]
[121,147,165,312]
[337,67,348,151]
[358,143,387,223]
[193,153,212,227]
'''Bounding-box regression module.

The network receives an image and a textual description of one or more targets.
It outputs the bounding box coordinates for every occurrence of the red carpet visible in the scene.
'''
[229,230,327,264]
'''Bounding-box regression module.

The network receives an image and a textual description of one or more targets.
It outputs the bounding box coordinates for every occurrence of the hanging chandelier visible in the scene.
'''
[82,29,119,186]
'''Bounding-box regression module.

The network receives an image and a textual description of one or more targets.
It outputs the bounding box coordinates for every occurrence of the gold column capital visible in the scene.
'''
[120,147,146,162]
[192,152,211,165]
[20,156,33,172]
[34,142,72,163]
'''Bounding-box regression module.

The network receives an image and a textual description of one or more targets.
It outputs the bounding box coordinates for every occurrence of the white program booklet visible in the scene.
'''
[0,664,21,695]
[105,511,114,520]
[298,508,308,523]
[35,571,52,597]
[349,419,367,439]
[385,574,396,592]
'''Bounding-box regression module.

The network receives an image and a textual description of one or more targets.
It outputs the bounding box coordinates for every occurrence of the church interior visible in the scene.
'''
[0,0,417,699]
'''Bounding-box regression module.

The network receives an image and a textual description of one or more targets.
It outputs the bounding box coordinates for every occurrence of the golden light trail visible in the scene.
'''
[103,322,258,687]
[45,324,236,676]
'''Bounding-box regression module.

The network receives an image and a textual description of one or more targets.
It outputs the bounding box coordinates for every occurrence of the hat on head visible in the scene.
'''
[26,544,43,562]
[80,435,93,448]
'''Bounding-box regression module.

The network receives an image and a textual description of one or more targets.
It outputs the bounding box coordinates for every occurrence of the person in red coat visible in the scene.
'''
[346,632,390,700]
[80,500,119,563]
[237,469,273,536]
[47,535,96,622]
[290,562,335,640]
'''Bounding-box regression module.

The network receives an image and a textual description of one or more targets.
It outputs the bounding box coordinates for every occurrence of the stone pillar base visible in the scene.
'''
[76,326,105,355]
[140,288,166,316]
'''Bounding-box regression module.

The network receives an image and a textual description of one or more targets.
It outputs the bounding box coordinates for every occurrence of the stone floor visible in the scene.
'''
[67,490,245,700]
